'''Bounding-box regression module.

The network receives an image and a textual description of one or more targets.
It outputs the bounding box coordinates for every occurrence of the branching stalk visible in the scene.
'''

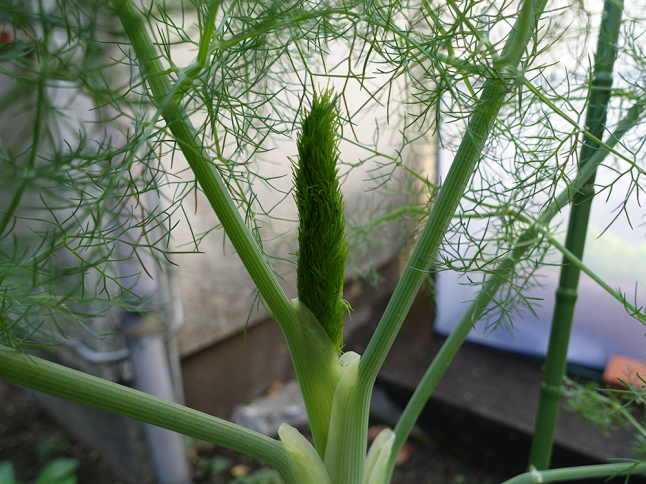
[1,2,643,483]
[545,235,645,326]
[108,0,342,470]
[109,0,297,336]
[346,2,549,482]
[388,99,645,478]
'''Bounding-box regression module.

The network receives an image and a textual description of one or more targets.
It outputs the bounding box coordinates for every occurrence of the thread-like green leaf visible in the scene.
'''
[294,89,349,351]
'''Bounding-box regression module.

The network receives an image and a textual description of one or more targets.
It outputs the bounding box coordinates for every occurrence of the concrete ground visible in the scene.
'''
[344,292,641,475]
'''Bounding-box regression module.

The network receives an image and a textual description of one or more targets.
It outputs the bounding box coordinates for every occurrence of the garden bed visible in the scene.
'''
[1,381,505,483]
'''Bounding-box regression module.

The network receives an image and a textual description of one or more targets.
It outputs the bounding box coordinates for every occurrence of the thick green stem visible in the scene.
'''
[0,346,302,483]
[389,100,644,478]
[330,2,549,482]
[529,0,623,469]
[110,0,297,342]
[323,352,362,483]
[502,462,646,484]
[358,79,507,382]
[352,69,506,484]
[110,0,338,464]
[359,0,548,387]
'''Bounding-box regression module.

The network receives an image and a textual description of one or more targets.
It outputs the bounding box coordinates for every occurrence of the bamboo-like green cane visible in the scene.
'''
[529,0,623,469]
[386,100,645,482]
[0,346,304,483]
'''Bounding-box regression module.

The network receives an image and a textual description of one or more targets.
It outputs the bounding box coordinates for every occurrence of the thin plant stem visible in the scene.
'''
[466,208,646,325]
[545,235,645,326]
[0,51,47,238]
[529,0,623,469]
[501,462,646,484]
[388,99,644,476]
[197,0,220,68]
[569,378,646,441]
[0,346,303,483]
[516,76,643,171]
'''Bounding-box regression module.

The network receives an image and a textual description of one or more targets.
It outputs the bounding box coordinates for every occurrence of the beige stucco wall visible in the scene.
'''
[0,7,436,360]
[172,112,436,357]
[169,45,437,356]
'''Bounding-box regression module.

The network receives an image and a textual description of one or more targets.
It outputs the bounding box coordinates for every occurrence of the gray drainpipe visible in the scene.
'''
[54,201,190,484]
[121,311,191,484]
[114,187,192,484]
[62,268,190,484]
[5,8,192,478]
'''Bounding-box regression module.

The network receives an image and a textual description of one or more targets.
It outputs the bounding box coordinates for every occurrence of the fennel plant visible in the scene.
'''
[0,0,645,483]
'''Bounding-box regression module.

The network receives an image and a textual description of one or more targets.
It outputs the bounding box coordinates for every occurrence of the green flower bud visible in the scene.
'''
[294,88,349,352]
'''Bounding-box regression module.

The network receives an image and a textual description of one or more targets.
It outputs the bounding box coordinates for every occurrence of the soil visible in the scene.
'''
[0,381,504,483]
[0,381,124,484]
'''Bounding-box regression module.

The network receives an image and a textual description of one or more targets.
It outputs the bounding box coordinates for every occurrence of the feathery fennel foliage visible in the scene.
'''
[0,0,645,483]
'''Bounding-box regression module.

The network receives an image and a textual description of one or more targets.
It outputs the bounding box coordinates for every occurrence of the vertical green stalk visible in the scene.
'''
[197,0,220,68]
[358,0,547,391]
[0,38,48,238]
[325,2,550,482]
[109,0,297,335]
[294,89,348,352]
[344,70,505,484]
[529,0,623,469]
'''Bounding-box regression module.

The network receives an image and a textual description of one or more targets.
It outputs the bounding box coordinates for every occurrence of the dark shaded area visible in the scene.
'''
[2,258,643,483]
[0,381,125,484]
[379,379,646,484]
[1,380,505,483]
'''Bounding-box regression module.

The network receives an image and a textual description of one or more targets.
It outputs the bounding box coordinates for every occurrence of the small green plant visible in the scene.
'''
[0,458,79,484]
[565,374,646,454]
[0,0,645,482]
[37,439,70,459]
